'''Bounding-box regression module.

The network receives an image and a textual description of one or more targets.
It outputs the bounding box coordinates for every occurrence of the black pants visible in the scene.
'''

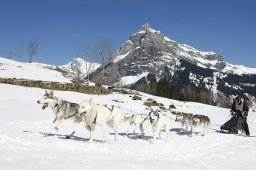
[242,116,250,136]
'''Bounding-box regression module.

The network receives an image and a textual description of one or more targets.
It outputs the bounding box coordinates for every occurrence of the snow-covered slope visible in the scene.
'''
[60,58,100,77]
[0,57,71,83]
[0,83,256,170]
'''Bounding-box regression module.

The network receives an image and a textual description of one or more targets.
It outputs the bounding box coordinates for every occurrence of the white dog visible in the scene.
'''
[124,113,150,137]
[149,109,170,143]
[78,98,123,142]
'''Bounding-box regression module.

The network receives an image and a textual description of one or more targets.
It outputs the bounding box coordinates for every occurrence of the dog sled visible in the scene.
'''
[220,112,249,136]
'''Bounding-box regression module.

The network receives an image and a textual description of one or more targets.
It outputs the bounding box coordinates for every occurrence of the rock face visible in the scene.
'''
[90,23,256,106]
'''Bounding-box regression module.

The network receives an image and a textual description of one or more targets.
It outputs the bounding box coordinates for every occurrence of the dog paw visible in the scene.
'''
[149,139,155,144]
[65,135,71,139]
[43,133,49,137]
[87,138,93,143]
[54,127,59,131]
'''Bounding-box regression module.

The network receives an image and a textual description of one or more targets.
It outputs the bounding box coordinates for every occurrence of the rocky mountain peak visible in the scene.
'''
[142,23,150,30]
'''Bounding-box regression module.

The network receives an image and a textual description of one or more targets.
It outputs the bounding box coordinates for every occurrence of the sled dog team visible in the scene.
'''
[37,90,211,143]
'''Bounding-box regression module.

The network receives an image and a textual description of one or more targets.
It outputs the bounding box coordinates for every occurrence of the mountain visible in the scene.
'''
[90,23,256,106]
[60,58,100,78]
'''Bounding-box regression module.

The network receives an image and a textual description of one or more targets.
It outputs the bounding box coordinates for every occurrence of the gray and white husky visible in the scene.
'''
[37,90,83,138]
[175,112,194,132]
[191,114,211,136]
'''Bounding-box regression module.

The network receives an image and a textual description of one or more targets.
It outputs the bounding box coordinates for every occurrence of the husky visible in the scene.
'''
[37,90,83,138]
[78,98,123,142]
[175,112,193,132]
[175,112,186,131]
[148,109,170,143]
[124,113,150,137]
[191,114,211,136]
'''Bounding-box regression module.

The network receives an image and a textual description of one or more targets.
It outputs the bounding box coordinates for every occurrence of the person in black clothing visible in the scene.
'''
[231,96,250,136]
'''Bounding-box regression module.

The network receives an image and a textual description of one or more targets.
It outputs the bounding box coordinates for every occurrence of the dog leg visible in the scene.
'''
[86,124,94,143]
[139,126,145,138]
[150,127,160,144]
[181,122,185,132]
[100,124,110,142]
[88,127,93,143]
[66,121,77,139]
[165,126,169,142]
[126,125,132,136]
[44,118,62,136]
[191,125,195,137]
[157,130,161,139]
[114,127,118,141]
[185,124,188,131]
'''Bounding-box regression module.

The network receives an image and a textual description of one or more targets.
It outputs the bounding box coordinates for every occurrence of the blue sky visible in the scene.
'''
[0,0,255,67]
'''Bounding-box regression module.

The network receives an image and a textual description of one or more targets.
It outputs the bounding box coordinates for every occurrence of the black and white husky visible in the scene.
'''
[37,90,83,138]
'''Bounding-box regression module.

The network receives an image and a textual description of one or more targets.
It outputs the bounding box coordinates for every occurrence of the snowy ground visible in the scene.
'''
[0,83,256,170]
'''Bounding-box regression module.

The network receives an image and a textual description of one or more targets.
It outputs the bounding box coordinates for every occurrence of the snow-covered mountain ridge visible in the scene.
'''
[111,23,256,75]
[60,58,100,78]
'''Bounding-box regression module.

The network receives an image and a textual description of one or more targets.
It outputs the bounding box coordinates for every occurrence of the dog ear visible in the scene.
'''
[89,98,92,103]
[45,89,53,96]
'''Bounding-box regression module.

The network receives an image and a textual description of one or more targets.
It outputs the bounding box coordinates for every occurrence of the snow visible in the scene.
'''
[179,44,216,57]
[113,51,131,63]
[114,72,149,86]
[222,63,256,75]
[0,57,71,83]
[1,83,256,170]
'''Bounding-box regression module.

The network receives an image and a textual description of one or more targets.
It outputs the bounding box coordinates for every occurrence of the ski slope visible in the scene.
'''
[0,83,256,170]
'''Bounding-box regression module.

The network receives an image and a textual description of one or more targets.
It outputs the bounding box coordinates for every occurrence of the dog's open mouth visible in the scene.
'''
[149,117,153,123]
[42,103,48,110]
[80,112,86,116]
